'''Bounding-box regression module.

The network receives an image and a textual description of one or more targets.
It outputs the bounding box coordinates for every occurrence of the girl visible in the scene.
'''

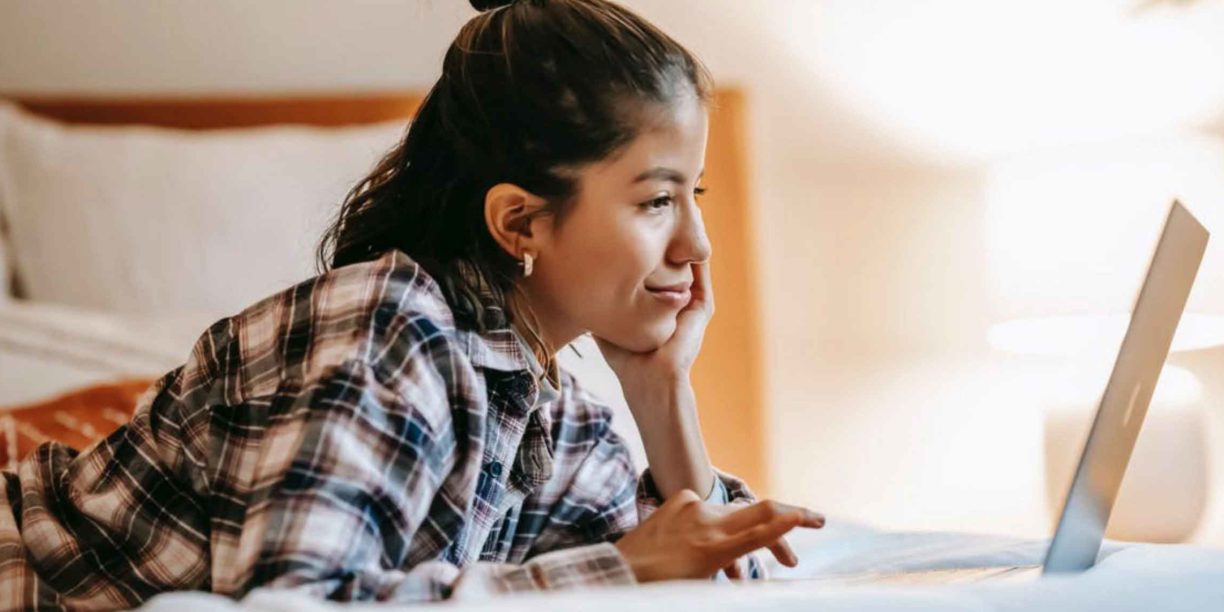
[0,0,824,607]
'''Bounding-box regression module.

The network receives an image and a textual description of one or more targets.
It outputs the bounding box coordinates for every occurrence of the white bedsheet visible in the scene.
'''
[0,300,206,406]
[136,519,1224,611]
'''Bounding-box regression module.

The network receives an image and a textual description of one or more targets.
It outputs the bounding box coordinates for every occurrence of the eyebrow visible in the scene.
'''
[631,167,705,184]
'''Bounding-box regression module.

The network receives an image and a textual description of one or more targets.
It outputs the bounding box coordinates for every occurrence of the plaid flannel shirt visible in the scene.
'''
[0,249,762,609]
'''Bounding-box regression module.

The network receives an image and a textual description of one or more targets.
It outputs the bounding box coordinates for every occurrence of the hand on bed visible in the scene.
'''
[614,488,824,583]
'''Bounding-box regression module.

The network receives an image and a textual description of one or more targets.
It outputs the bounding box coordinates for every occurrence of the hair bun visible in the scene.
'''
[470,0,516,11]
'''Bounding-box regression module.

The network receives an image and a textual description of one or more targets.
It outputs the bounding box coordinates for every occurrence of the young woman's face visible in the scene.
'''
[526,95,712,352]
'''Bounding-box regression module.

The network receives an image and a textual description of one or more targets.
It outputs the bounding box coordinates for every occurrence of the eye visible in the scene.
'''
[641,186,707,212]
[642,195,674,211]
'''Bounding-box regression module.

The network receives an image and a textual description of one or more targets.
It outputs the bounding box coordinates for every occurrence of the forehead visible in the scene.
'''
[584,96,709,185]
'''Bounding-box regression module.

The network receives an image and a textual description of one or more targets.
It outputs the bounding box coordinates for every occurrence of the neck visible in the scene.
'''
[509,318,578,361]
[511,286,583,359]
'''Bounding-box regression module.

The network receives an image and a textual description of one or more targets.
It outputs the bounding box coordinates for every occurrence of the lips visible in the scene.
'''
[646,281,693,308]
[645,282,692,293]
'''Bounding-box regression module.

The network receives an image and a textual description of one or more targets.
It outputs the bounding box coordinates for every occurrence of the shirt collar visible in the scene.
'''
[391,250,561,409]
[511,328,561,407]
[401,253,557,488]
[460,325,532,373]
[459,325,561,402]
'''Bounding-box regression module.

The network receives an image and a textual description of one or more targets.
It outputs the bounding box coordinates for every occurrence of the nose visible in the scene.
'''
[669,201,712,265]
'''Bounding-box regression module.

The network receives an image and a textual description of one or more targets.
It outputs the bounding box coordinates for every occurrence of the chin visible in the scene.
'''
[626,317,677,352]
[594,314,678,352]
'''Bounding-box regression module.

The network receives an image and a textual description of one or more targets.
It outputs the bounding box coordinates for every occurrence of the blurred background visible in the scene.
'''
[2,0,1224,547]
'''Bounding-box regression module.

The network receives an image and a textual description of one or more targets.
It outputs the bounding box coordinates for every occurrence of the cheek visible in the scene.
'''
[540,208,676,344]
[556,215,661,293]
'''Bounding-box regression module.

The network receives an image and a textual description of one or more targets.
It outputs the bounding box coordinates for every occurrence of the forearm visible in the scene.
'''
[252,542,635,602]
[624,375,716,500]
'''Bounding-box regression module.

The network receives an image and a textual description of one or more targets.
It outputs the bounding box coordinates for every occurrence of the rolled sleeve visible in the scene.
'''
[486,542,636,594]
[634,466,757,520]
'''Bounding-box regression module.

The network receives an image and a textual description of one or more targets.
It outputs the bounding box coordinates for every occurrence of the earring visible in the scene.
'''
[521,253,534,277]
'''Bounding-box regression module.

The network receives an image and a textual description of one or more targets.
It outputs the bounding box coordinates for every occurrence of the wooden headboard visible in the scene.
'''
[7,90,768,493]
[12,93,426,129]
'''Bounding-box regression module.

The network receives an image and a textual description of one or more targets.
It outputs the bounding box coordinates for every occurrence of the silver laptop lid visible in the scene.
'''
[1043,201,1209,574]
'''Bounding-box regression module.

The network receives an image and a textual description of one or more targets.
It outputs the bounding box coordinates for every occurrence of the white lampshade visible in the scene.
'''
[1044,363,1209,543]
[989,313,1224,359]
[986,134,1224,544]
[985,134,1224,323]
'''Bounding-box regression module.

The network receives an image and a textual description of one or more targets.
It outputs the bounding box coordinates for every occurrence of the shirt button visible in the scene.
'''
[514,374,534,395]
[490,461,503,478]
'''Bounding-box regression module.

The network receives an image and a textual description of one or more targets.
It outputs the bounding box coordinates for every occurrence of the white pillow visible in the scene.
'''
[0,100,406,322]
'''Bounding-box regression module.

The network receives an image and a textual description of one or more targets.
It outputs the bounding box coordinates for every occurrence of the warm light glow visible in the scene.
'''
[985,135,1224,321]
[775,0,1224,162]
[989,313,1224,357]
[991,313,1217,409]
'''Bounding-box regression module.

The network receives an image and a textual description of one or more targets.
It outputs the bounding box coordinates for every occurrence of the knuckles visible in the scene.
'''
[759,500,783,518]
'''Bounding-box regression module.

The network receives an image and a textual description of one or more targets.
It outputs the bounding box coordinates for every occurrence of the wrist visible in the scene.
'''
[613,539,658,583]
[623,371,690,413]
[631,386,714,500]
[702,471,720,500]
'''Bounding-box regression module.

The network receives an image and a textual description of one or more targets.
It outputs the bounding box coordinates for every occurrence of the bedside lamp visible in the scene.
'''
[990,315,1224,542]
[985,134,1224,543]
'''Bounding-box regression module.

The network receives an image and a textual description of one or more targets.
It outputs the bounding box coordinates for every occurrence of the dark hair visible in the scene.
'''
[316,0,713,375]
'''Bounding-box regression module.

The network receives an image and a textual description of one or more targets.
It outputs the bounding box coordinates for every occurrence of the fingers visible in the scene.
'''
[718,513,803,561]
[669,264,714,353]
[693,261,713,315]
[768,536,798,568]
[723,560,742,580]
[714,502,825,570]
[724,536,798,570]
[718,500,824,533]
[686,261,713,316]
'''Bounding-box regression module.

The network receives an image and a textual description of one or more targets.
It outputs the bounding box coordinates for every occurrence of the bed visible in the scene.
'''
[2,93,1223,611]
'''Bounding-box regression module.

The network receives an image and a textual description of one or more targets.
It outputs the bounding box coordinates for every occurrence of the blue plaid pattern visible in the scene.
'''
[0,249,761,609]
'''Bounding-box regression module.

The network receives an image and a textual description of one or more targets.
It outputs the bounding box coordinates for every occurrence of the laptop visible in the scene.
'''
[781,200,1209,586]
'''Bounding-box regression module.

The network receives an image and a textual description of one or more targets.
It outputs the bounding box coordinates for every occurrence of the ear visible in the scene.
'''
[484,182,552,260]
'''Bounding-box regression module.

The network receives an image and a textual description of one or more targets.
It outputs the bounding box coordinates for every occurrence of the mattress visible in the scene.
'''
[133,520,1224,611]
